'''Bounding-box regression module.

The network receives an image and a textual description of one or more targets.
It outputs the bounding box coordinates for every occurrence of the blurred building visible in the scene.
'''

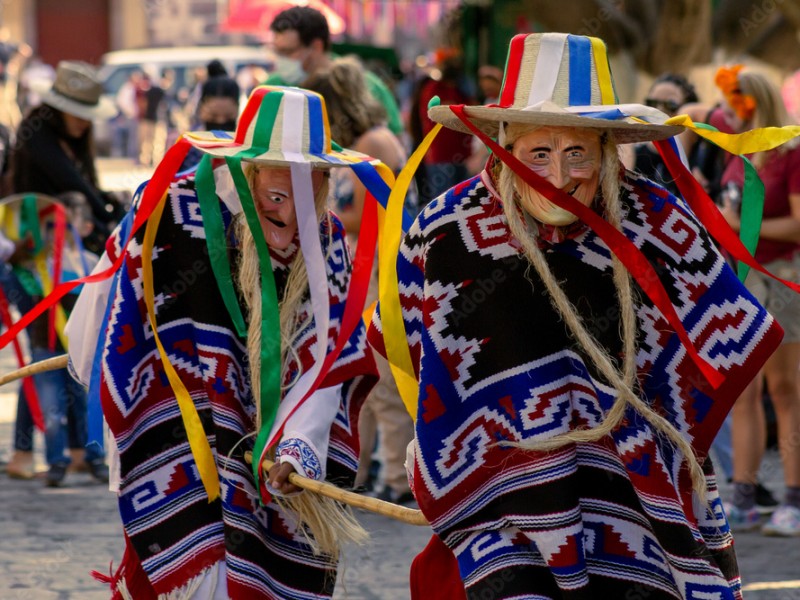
[0,0,231,66]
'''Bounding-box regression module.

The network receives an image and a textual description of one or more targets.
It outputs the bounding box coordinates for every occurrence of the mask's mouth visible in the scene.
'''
[566,183,579,196]
[266,216,287,228]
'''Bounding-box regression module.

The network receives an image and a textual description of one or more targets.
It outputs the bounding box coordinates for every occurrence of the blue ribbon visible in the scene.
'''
[567,35,592,106]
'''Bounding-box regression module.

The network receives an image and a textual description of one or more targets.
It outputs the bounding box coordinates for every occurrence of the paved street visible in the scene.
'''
[1,348,798,599]
[0,160,797,599]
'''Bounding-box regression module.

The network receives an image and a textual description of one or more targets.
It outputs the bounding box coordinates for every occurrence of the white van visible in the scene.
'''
[94,45,272,155]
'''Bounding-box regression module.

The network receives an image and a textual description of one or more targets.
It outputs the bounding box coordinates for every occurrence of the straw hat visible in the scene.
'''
[429,33,684,144]
[39,61,117,121]
[185,86,374,168]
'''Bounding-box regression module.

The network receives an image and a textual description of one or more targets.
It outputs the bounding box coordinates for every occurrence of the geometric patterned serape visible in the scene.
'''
[96,175,376,598]
[371,170,783,600]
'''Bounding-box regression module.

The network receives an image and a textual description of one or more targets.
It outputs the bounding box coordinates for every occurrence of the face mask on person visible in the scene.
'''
[273,56,307,85]
[204,120,237,132]
[511,126,602,226]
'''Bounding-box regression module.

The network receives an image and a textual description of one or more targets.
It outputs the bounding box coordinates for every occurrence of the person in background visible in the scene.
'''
[466,64,504,175]
[178,71,241,173]
[11,61,123,254]
[305,57,417,504]
[412,49,474,204]
[236,62,269,104]
[718,66,800,536]
[5,192,107,486]
[267,6,404,137]
[629,73,699,196]
[16,54,55,116]
[680,76,745,203]
[138,72,166,167]
[113,69,141,160]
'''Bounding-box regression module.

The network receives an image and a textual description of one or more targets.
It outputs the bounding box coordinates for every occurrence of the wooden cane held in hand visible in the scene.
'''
[0,354,68,386]
[244,451,429,526]
[0,355,429,526]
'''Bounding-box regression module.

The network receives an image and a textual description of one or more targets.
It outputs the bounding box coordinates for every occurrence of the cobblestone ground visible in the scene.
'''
[0,160,797,599]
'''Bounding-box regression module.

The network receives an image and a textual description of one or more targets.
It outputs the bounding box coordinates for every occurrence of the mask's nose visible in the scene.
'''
[545,157,572,190]
[275,199,295,224]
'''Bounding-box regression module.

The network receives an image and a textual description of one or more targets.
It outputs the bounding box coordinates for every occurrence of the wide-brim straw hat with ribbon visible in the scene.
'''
[184,85,374,168]
[38,61,117,121]
[429,32,683,144]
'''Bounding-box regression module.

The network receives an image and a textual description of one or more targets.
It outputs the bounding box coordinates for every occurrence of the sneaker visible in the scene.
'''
[762,505,800,537]
[45,462,68,487]
[85,459,110,483]
[755,482,779,515]
[723,502,761,532]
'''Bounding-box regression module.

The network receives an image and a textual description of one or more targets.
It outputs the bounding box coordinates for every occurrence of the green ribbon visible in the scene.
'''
[695,122,763,283]
[13,195,44,297]
[737,154,763,282]
[196,155,247,338]
[20,194,42,254]
[224,155,282,492]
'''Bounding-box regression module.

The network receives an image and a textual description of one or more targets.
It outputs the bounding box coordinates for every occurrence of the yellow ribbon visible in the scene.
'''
[665,114,800,154]
[142,194,220,501]
[379,124,443,421]
[589,37,616,104]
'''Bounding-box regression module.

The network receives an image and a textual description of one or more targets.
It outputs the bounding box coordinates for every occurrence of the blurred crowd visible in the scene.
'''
[0,5,798,540]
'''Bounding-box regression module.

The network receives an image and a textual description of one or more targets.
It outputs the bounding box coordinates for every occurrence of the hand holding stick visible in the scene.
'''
[245,451,429,526]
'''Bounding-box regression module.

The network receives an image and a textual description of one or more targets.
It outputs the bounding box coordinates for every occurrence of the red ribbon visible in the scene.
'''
[0,139,192,351]
[38,202,67,351]
[0,287,43,429]
[655,139,800,294]
[449,104,724,389]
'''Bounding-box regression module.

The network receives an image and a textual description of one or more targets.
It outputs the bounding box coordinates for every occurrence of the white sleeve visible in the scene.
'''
[275,383,343,482]
[64,252,114,386]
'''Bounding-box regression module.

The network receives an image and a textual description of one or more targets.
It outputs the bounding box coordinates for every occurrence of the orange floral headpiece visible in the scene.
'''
[715,65,756,122]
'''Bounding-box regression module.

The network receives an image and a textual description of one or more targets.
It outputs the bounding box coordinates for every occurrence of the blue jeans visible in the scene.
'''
[31,347,103,466]
[14,378,99,458]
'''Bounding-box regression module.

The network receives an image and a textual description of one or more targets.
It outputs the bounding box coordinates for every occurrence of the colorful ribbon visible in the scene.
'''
[0,138,193,351]
[378,125,443,419]
[222,156,283,491]
[141,192,220,501]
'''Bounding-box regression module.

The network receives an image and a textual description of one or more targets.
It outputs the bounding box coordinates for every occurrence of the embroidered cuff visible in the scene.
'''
[277,436,323,481]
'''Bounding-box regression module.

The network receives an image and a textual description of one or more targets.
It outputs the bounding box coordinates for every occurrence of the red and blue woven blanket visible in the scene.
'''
[96,176,376,598]
[370,171,782,599]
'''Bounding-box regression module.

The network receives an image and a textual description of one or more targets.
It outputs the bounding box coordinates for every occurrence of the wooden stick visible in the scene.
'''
[0,358,429,526]
[0,354,68,386]
[245,451,429,526]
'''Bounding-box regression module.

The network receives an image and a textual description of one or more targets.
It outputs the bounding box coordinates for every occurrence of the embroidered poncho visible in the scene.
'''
[370,171,782,599]
[68,175,377,599]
